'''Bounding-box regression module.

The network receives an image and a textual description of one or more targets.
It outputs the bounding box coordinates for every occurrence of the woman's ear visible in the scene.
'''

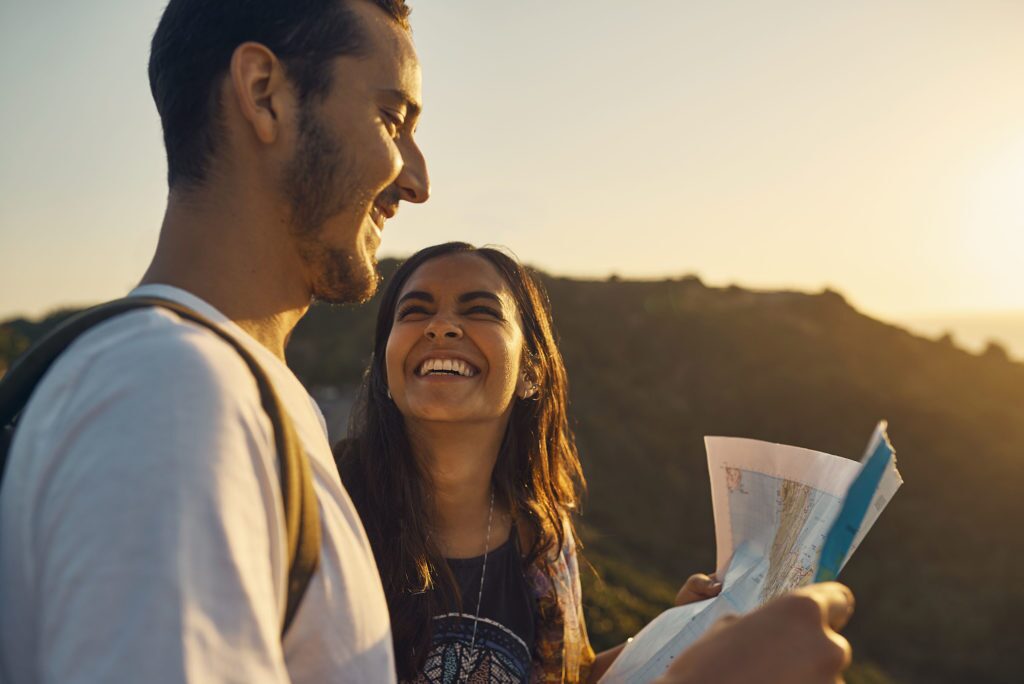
[517,370,538,400]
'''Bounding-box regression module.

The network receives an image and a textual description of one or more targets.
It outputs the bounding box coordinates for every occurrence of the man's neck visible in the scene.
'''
[141,183,310,360]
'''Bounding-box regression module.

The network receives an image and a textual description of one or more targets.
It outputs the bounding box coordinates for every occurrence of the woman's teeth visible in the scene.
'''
[417,358,477,377]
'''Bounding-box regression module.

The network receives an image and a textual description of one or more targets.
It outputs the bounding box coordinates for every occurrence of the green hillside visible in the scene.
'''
[3,262,1020,683]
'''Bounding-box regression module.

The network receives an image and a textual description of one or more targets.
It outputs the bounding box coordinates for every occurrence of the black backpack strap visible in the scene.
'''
[0,296,320,637]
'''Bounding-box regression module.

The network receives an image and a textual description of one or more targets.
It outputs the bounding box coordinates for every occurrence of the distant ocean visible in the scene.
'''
[894,312,1024,361]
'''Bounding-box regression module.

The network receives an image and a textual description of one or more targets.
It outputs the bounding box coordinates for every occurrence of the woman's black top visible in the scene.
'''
[411,527,536,683]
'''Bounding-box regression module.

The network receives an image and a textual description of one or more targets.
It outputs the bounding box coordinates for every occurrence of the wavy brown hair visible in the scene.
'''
[335,242,586,679]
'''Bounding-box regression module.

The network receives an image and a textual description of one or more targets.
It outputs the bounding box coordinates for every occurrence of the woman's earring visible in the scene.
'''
[386,387,392,400]
[519,373,539,400]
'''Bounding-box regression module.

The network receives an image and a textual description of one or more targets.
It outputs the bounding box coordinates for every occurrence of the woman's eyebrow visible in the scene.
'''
[457,291,502,304]
[398,290,434,305]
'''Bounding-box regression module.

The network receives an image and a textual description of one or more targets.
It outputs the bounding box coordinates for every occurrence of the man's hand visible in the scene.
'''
[674,572,723,606]
[654,582,855,684]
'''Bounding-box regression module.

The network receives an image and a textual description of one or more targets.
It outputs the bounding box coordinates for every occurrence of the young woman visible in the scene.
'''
[336,243,719,683]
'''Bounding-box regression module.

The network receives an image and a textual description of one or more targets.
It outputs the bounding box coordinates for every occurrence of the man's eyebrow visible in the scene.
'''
[398,290,433,305]
[458,291,502,304]
[378,88,422,118]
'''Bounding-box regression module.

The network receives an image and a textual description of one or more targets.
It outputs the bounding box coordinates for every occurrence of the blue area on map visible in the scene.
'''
[815,436,894,582]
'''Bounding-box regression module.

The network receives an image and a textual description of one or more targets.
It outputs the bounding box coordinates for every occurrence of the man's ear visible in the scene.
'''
[228,42,291,145]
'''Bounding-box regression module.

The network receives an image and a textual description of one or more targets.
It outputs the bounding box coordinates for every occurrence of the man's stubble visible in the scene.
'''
[284,102,383,305]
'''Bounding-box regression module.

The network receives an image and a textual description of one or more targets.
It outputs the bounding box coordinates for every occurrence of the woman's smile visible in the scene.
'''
[414,356,479,378]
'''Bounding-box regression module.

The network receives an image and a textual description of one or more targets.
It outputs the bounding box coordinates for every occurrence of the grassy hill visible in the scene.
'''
[3,262,1020,683]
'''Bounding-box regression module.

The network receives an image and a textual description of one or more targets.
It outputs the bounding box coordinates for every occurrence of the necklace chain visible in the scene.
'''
[467,487,495,653]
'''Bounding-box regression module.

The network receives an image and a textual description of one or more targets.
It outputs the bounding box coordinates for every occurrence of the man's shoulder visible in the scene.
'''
[22,305,265,438]
[6,304,278,495]
[58,305,254,392]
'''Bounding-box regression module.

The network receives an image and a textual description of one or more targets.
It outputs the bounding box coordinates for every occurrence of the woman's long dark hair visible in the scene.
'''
[335,242,586,679]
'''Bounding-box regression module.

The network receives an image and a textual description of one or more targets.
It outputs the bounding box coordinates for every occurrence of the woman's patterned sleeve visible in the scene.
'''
[562,530,597,682]
[528,518,597,683]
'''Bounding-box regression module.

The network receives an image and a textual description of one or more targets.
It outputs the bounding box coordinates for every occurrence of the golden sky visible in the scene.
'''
[1,0,1023,322]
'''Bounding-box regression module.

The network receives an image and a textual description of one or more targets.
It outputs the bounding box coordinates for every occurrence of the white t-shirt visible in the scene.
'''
[0,285,395,683]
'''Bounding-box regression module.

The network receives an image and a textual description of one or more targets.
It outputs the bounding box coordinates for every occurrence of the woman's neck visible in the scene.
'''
[408,419,512,558]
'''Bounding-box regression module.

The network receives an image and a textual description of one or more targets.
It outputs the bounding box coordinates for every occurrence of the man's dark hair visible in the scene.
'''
[148,0,411,188]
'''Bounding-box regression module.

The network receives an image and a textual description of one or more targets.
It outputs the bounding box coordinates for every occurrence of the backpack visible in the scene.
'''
[0,296,320,637]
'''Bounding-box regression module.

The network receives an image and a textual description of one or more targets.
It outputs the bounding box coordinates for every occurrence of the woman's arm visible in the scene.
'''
[583,572,722,683]
[586,643,627,683]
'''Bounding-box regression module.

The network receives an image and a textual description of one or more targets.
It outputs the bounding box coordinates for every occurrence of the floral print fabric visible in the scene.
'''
[525,522,596,683]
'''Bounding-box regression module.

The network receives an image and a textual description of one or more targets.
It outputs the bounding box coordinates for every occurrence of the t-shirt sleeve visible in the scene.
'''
[25,321,290,683]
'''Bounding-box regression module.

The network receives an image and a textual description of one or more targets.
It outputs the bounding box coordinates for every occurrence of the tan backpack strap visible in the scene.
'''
[0,296,321,637]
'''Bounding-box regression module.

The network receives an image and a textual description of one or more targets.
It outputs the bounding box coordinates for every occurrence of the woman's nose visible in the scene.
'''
[425,318,462,340]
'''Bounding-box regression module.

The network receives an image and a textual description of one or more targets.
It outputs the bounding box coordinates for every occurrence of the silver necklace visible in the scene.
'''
[462,487,495,673]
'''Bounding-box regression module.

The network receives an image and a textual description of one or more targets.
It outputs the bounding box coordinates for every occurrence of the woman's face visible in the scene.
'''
[385,252,529,426]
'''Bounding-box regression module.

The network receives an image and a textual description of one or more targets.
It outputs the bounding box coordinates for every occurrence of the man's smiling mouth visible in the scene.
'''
[370,201,397,232]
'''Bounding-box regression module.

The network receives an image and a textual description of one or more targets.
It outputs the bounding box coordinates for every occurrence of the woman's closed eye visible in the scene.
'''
[397,304,430,320]
[464,305,504,320]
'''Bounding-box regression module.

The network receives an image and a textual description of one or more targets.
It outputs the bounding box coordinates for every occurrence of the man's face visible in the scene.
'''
[283,1,429,305]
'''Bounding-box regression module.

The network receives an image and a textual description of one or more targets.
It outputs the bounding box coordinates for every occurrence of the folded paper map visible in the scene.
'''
[599,421,902,684]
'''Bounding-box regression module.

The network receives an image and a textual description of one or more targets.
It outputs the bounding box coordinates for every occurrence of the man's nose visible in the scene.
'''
[425,317,461,339]
[397,142,430,204]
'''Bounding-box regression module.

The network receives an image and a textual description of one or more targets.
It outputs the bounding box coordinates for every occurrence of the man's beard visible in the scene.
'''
[283,102,381,305]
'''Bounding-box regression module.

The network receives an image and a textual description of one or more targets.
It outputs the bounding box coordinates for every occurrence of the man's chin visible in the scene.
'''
[309,247,381,305]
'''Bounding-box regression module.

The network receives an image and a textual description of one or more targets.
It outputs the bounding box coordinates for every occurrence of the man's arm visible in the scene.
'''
[654,582,855,684]
[25,320,290,682]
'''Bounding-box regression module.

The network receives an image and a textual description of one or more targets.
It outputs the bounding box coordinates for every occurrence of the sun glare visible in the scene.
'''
[959,134,1024,306]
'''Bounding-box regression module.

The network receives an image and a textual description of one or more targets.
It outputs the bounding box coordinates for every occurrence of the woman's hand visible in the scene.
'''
[674,572,723,606]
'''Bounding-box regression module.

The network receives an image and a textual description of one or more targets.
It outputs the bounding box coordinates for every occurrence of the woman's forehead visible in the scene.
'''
[400,253,514,300]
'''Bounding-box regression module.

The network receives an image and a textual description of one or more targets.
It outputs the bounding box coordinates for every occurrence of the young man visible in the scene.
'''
[1,1,427,682]
[0,1,855,682]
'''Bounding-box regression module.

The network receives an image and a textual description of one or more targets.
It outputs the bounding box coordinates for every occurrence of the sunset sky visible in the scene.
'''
[2,1,1023,335]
